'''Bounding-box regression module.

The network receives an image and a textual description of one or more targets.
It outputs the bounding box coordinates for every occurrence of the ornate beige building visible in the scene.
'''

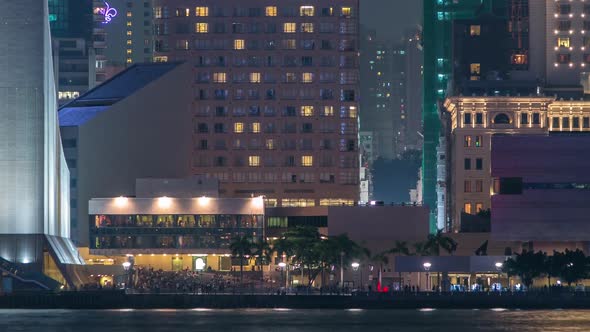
[444,96,590,232]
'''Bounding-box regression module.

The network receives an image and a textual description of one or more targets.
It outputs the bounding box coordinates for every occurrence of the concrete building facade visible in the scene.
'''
[59,62,194,245]
[444,96,590,232]
[151,0,361,207]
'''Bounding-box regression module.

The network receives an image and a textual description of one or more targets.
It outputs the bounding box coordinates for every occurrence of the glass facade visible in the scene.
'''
[90,214,263,250]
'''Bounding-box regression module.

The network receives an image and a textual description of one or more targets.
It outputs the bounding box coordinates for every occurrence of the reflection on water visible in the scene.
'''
[0,309,589,332]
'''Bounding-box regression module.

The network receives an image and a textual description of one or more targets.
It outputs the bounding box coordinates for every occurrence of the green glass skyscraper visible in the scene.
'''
[422,0,506,232]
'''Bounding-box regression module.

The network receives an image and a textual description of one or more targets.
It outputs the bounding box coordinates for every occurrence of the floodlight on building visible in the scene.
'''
[495,262,503,271]
[252,196,264,208]
[158,196,172,208]
[351,262,360,271]
[115,196,128,207]
[122,262,131,271]
[423,262,432,271]
[198,196,210,206]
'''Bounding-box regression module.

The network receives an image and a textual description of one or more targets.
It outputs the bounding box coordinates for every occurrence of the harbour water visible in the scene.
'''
[1,309,589,332]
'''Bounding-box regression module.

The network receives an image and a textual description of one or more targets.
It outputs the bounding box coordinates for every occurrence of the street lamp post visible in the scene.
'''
[423,262,432,292]
[340,251,345,292]
[351,262,360,292]
[122,261,131,289]
[495,262,503,291]
[278,262,287,292]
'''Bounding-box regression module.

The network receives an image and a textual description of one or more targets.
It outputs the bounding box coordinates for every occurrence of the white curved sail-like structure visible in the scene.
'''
[0,0,83,277]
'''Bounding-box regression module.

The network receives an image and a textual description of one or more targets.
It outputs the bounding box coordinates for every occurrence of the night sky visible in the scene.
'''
[361,0,422,41]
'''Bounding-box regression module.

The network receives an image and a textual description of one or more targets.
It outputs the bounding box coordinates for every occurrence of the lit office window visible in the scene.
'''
[300,6,314,16]
[463,203,472,214]
[301,156,313,167]
[126,49,132,54]
[195,6,209,16]
[195,23,208,33]
[265,139,275,150]
[234,122,244,133]
[302,72,313,83]
[284,23,296,33]
[464,135,472,147]
[153,56,168,63]
[213,72,227,83]
[126,58,133,64]
[323,106,334,116]
[248,156,260,167]
[265,6,277,16]
[234,39,245,50]
[126,40,132,45]
[252,122,261,133]
[126,21,132,27]
[341,7,352,17]
[557,37,570,48]
[470,25,480,36]
[301,23,314,33]
[301,106,314,117]
[475,203,484,213]
[250,72,261,83]
[126,12,132,17]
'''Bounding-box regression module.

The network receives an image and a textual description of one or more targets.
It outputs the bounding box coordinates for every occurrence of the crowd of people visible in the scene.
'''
[134,267,244,293]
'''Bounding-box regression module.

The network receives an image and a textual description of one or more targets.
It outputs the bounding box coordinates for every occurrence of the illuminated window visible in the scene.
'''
[154,7,162,18]
[348,106,357,118]
[475,203,484,213]
[126,21,132,27]
[301,106,314,117]
[250,72,261,83]
[285,72,297,83]
[511,54,527,65]
[470,25,480,36]
[234,122,244,133]
[470,63,480,80]
[283,39,296,49]
[463,203,472,214]
[301,23,314,33]
[558,37,570,48]
[153,56,168,63]
[252,122,261,133]
[464,135,472,147]
[126,49,132,54]
[302,72,313,83]
[300,6,315,16]
[195,7,209,16]
[213,72,227,83]
[301,156,313,167]
[284,23,296,33]
[234,39,245,50]
[126,31,132,36]
[126,12,132,17]
[265,6,277,16]
[282,199,315,207]
[126,58,133,64]
[323,106,334,116]
[248,156,260,167]
[475,135,483,147]
[126,40,132,45]
[195,23,208,33]
[265,139,275,150]
[341,7,352,17]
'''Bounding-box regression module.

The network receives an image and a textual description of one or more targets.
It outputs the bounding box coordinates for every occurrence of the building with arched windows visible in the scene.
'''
[443,96,590,232]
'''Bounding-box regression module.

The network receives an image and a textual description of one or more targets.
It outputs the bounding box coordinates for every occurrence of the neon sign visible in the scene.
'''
[96,1,118,24]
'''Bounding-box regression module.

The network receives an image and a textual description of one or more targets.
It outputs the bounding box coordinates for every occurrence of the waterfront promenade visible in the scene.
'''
[1,291,590,310]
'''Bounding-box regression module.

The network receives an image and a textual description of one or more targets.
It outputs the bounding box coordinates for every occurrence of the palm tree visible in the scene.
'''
[389,241,411,256]
[229,235,253,286]
[252,239,273,272]
[413,242,431,256]
[426,230,458,256]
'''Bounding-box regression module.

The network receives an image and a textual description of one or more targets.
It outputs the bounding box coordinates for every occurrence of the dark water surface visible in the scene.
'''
[1,309,589,332]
